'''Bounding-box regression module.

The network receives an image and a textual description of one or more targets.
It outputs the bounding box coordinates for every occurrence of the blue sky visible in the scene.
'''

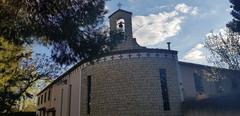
[106,0,232,65]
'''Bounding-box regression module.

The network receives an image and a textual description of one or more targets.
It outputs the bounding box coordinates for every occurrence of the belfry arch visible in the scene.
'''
[116,18,125,32]
[109,9,133,40]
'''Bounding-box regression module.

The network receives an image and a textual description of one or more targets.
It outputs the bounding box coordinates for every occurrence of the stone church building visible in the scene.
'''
[36,9,240,116]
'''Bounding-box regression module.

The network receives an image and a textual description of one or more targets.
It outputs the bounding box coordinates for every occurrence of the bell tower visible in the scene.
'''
[109,9,133,40]
[109,9,143,50]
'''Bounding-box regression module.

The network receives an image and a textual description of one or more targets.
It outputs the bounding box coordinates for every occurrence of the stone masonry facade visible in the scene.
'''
[80,51,182,116]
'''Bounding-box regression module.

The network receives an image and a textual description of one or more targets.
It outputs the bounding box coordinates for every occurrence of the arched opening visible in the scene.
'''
[116,18,125,32]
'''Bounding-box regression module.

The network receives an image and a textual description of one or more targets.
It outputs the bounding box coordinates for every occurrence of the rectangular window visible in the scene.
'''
[37,97,40,105]
[68,85,72,116]
[60,89,63,116]
[43,111,45,116]
[87,76,92,114]
[193,73,204,93]
[41,95,43,104]
[52,111,56,116]
[231,79,238,90]
[160,69,170,111]
[215,80,224,93]
[48,89,51,101]
[44,92,47,102]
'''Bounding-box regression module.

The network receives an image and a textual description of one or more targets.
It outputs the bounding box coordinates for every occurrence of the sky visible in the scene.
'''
[105,0,232,65]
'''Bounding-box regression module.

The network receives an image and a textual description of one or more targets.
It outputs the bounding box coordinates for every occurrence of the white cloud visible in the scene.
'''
[195,43,204,49]
[133,11,184,46]
[175,3,199,16]
[191,7,199,16]
[183,43,207,63]
[185,50,204,60]
[175,3,191,14]
[132,3,198,46]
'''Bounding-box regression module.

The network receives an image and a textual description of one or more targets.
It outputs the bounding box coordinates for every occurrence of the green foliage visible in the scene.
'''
[0,37,61,114]
[0,37,25,87]
[0,37,27,113]
[0,0,108,65]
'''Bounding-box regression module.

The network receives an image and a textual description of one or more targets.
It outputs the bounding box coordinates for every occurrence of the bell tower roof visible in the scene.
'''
[108,9,132,18]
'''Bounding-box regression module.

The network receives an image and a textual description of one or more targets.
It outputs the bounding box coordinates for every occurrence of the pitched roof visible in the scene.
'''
[108,9,132,18]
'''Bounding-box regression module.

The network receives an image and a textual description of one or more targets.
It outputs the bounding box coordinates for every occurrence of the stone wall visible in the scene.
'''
[80,51,182,116]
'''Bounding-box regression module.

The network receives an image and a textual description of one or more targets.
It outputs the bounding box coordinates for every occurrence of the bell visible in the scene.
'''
[119,22,124,28]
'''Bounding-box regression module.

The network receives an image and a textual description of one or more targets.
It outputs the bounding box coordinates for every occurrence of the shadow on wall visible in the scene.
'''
[182,93,240,116]
[1,112,35,116]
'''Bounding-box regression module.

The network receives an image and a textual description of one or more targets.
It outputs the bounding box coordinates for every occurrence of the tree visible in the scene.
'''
[0,37,62,114]
[227,0,240,32]
[0,0,111,114]
[0,0,108,65]
[204,29,240,92]
[204,28,240,70]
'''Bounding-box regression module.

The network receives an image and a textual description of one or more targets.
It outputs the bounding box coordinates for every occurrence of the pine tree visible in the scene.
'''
[227,0,240,32]
[0,0,108,65]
